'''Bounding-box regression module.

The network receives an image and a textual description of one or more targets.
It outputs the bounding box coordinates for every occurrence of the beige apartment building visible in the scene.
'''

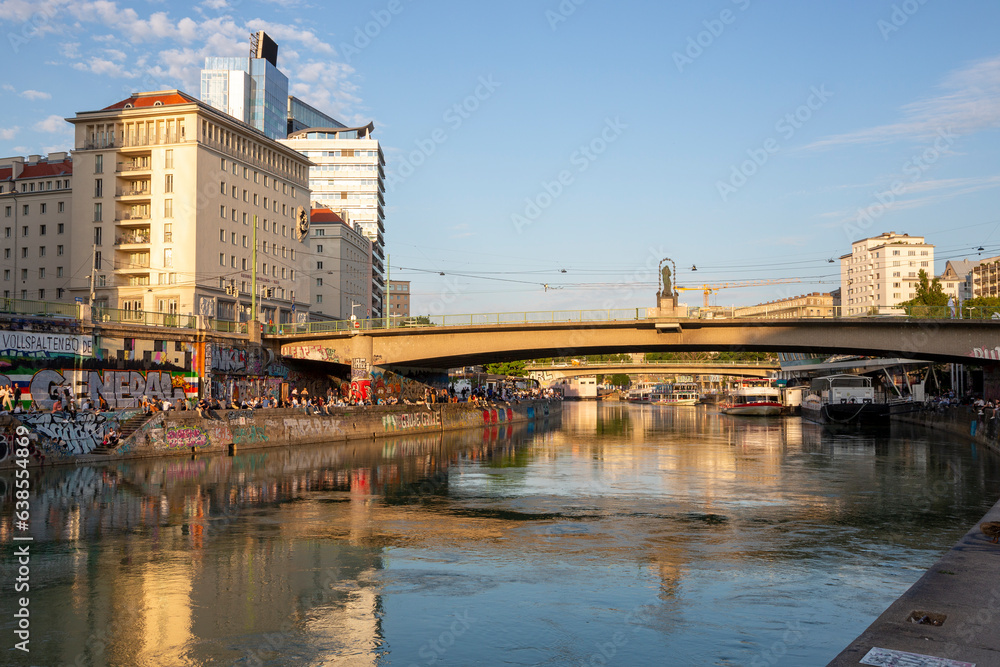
[67,90,312,324]
[733,292,834,318]
[308,207,372,320]
[840,232,934,315]
[0,154,74,302]
[972,255,1000,299]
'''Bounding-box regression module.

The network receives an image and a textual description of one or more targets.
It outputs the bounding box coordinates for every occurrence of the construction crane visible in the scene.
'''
[676,279,802,307]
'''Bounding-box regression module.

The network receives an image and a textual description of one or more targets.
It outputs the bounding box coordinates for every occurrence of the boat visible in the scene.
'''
[651,382,700,406]
[721,379,782,416]
[626,382,655,403]
[800,374,890,424]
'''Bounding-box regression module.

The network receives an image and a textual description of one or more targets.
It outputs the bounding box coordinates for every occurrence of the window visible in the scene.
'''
[165,149,173,169]
[316,294,322,303]
[57,245,63,256]
[241,258,247,270]
[164,248,173,268]
[56,288,63,299]
[39,268,45,278]
[21,226,27,237]
[220,205,226,218]
[22,204,28,216]
[94,227,102,246]
[37,289,44,300]
[95,154,103,174]
[221,180,226,194]
[220,253,225,266]
[316,244,323,253]
[316,278,323,286]
[57,202,64,213]
[57,223,63,234]
[3,249,8,259]
[232,185,237,198]
[262,262,268,274]
[164,224,172,242]
[39,246,45,257]
[231,232,237,245]
[94,179,102,197]
[220,229,226,242]
[3,207,9,217]
[94,203,102,222]
[57,267,63,277]
[164,199,173,217]
[316,261,323,270]
[2,270,7,280]
[39,224,46,235]
[21,248,27,259]
[21,269,27,280]
[232,209,237,222]
[40,203,46,214]
[231,255,236,268]
[221,158,227,170]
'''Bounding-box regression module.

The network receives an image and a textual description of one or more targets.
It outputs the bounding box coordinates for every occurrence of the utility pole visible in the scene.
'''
[251,214,258,326]
[89,243,97,319]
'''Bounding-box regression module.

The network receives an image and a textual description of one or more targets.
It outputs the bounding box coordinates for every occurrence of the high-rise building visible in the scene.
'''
[309,207,372,320]
[67,89,312,324]
[201,32,289,141]
[840,231,935,315]
[386,280,410,318]
[281,97,386,318]
[972,255,1000,299]
[0,153,73,302]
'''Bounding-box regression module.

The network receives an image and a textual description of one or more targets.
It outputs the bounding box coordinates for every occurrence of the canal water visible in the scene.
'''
[3,403,1000,666]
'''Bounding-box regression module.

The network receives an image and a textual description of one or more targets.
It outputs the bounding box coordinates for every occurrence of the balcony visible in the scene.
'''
[115,184,151,200]
[115,231,151,247]
[115,211,151,226]
[116,159,151,174]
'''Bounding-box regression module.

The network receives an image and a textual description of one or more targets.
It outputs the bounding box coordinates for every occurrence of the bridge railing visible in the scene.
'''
[93,307,198,329]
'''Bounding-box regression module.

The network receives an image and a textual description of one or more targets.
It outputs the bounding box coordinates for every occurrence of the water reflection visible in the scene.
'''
[1,405,999,666]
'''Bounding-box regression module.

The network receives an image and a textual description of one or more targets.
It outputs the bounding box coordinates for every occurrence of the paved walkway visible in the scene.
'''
[828,497,1000,666]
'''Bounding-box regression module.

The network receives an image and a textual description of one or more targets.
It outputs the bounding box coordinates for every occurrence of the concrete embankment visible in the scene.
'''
[892,404,1000,455]
[827,407,1000,665]
[2,400,561,467]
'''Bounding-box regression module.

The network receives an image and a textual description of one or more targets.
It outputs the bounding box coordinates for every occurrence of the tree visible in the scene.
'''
[898,269,949,318]
[608,374,630,387]
[485,361,527,377]
[961,296,1000,319]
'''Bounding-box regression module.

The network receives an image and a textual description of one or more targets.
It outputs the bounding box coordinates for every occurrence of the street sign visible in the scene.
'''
[75,297,84,303]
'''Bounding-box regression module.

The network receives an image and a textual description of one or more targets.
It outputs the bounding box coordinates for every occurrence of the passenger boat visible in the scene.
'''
[651,382,700,405]
[626,382,654,403]
[720,379,782,416]
[800,374,890,424]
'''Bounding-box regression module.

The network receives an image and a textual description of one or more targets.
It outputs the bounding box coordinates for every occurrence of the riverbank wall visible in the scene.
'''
[0,400,562,468]
[891,404,1000,455]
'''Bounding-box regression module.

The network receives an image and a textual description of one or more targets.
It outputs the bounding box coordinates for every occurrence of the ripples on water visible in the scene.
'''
[2,403,999,666]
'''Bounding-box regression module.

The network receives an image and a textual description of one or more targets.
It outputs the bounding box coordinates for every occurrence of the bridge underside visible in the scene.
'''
[276,318,1000,370]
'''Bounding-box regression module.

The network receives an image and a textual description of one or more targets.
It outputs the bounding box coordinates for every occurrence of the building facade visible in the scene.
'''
[200,32,289,141]
[309,207,372,320]
[386,280,410,317]
[0,153,74,302]
[972,255,1000,299]
[67,89,312,324]
[840,232,935,315]
[280,99,386,318]
[733,292,834,318]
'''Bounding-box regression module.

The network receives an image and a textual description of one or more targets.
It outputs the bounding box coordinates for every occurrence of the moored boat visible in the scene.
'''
[800,374,890,424]
[721,379,782,416]
[651,382,700,406]
[626,382,654,403]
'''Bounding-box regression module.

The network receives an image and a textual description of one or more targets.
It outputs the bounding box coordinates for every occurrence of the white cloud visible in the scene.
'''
[33,114,70,133]
[806,55,1000,150]
[0,127,20,141]
[20,90,51,100]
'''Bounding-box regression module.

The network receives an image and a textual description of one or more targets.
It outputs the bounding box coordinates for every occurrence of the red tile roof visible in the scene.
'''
[0,167,11,182]
[310,208,346,224]
[102,90,200,111]
[19,161,72,178]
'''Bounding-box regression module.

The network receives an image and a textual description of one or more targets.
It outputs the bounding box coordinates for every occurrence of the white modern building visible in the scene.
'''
[67,89,312,324]
[309,207,372,320]
[840,231,935,315]
[0,153,74,302]
[200,31,289,141]
[281,97,386,318]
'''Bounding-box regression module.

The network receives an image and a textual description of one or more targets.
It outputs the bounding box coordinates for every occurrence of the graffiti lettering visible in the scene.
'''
[231,425,269,445]
[164,426,209,450]
[283,344,341,363]
[382,412,442,432]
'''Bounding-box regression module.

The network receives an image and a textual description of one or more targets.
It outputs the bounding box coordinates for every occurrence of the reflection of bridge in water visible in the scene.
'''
[526,360,779,380]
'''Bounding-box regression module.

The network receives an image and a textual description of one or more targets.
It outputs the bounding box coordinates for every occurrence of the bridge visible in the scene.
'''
[271,309,1000,369]
[524,360,779,379]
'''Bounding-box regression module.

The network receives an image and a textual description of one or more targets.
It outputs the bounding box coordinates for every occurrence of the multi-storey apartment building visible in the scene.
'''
[67,89,312,324]
[733,292,834,318]
[840,232,935,315]
[0,154,73,302]
[972,255,1000,299]
[386,280,411,318]
[308,207,372,320]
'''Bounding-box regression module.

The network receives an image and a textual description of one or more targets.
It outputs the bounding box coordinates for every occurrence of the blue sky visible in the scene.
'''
[2,0,1000,315]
